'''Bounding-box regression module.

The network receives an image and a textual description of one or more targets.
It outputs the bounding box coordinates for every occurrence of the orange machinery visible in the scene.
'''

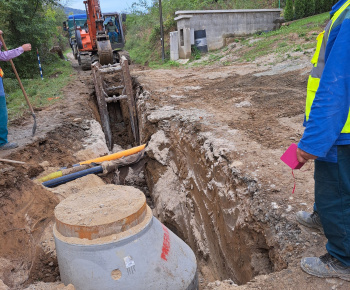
[75,0,125,70]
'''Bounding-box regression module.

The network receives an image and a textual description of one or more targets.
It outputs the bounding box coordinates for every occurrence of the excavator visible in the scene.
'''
[74,0,128,70]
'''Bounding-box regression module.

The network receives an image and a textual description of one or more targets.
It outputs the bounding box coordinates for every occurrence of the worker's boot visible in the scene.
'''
[301,253,350,281]
[0,142,18,150]
[296,210,324,234]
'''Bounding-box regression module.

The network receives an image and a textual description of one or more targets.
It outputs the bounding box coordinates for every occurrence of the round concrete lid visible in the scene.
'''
[55,185,147,240]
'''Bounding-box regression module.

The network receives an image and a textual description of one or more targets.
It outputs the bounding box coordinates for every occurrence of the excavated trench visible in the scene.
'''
[135,88,290,286]
[90,75,293,286]
[0,69,305,289]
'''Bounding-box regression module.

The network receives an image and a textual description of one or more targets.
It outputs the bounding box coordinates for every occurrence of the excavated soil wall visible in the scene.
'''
[136,90,295,285]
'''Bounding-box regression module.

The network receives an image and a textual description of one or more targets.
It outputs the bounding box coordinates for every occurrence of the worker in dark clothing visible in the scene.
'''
[106,19,119,43]
[0,30,31,150]
[295,0,350,280]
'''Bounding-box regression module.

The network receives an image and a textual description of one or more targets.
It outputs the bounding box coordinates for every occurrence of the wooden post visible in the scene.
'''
[92,63,113,150]
[121,56,139,144]
[0,158,25,165]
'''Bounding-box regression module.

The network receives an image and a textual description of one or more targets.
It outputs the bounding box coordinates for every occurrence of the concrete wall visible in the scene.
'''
[175,9,282,52]
[170,31,179,61]
[176,15,192,59]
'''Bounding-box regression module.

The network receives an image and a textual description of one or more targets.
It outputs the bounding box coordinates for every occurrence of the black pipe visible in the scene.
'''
[42,166,103,188]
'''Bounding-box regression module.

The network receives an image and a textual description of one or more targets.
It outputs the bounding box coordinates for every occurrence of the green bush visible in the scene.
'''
[284,0,294,21]
[295,0,306,19]
[323,0,333,12]
[305,0,316,16]
[315,0,324,14]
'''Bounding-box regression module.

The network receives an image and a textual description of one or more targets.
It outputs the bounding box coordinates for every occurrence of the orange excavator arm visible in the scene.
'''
[83,0,105,50]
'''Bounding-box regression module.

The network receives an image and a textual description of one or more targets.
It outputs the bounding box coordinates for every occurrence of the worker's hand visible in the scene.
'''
[21,44,31,52]
[297,148,317,163]
[0,30,2,35]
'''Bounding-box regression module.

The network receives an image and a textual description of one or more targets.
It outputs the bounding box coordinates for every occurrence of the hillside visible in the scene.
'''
[124,0,336,65]
[64,6,86,15]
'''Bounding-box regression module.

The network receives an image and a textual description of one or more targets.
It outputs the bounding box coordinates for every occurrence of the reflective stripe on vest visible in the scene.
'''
[306,0,350,133]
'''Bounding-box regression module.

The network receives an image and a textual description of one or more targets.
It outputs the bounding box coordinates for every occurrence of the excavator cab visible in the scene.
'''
[103,13,125,50]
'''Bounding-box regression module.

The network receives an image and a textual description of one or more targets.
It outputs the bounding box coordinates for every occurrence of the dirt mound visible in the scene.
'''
[0,61,96,289]
[0,173,59,287]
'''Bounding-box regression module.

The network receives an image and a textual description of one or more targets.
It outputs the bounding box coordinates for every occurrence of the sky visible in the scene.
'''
[67,0,153,13]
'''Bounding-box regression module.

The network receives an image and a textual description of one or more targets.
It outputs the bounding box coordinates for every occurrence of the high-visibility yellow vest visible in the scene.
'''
[306,0,350,133]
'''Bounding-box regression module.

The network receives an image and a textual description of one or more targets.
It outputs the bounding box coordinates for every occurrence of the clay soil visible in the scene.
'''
[0,49,349,290]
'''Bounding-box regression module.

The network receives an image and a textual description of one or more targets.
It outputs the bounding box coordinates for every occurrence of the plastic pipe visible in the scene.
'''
[37,165,91,183]
[38,171,63,183]
[42,166,103,188]
[79,144,146,165]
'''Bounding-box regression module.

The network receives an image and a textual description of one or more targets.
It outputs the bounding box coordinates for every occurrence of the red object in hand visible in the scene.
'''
[280,143,305,169]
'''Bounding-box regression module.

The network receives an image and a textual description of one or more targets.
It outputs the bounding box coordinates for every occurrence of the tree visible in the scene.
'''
[295,0,306,19]
[0,0,65,77]
[305,0,316,16]
[324,0,333,11]
[314,0,324,13]
[284,0,294,21]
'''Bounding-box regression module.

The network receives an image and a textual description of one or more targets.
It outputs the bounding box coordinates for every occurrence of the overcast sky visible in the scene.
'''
[67,0,152,13]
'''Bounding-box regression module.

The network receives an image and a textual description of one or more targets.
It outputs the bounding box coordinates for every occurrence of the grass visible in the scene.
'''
[146,12,330,69]
[150,60,180,69]
[234,12,329,62]
[4,55,74,120]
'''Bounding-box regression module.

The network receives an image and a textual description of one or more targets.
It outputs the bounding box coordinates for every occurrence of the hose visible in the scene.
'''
[42,166,103,188]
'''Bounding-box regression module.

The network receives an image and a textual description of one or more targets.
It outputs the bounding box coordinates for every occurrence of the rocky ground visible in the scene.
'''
[0,45,348,290]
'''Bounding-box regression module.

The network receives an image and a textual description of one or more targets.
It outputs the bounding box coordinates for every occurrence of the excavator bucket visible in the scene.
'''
[97,40,113,65]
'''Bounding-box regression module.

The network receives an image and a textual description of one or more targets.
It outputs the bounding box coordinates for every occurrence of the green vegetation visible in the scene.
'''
[295,0,306,19]
[235,12,329,62]
[0,0,67,78]
[0,0,71,119]
[125,0,284,66]
[305,0,316,17]
[287,0,336,21]
[124,0,339,66]
[4,56,74,120]
[315,0,323,14]
[191,46,202,60]
[284,0,294,21]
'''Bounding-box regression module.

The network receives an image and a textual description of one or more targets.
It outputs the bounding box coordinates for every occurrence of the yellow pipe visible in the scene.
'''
[80,144,146,165]
[37,171,63,183]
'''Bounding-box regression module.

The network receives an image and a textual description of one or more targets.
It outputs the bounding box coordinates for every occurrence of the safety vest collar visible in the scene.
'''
[329,0,350,36]
[305,0,350,134]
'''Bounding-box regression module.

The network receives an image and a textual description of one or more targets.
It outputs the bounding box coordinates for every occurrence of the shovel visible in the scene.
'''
[0,34,37,136]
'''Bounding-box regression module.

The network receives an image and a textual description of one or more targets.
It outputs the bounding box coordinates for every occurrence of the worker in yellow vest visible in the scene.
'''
[296,0,350,280]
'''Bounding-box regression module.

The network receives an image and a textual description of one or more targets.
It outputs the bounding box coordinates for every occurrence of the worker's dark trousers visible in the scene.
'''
[108,32,118,43]
[0,78,7,146]
[315,145,350,266]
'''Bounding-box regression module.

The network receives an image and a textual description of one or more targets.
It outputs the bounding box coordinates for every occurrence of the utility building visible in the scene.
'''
[171,9,283,60]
